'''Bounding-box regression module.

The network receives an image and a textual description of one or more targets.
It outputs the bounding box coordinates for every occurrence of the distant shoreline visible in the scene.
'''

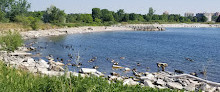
[21,23,220,39]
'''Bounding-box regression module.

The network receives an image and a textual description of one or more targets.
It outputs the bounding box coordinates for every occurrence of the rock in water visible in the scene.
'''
[80,68,97,74]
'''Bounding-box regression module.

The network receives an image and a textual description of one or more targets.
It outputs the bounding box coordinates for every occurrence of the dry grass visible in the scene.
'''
[0,23,59,32]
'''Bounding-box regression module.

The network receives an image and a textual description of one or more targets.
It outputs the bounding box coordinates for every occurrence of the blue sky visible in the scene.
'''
[27,0,220,15]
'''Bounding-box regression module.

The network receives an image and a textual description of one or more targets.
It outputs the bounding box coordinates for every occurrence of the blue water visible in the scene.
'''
[25,28,220,82]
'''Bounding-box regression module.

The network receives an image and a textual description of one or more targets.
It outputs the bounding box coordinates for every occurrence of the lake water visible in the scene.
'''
[25,28,220,82]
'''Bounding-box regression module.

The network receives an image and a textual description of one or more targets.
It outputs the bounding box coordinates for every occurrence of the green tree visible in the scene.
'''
[148,7,155,16]
[129,13,137,21]
[192,17,198,22]
[94,18,102,23]
[92,8,101,20]
[200,16,208,22]
[152,15,159,20]
[43,5,66,24]
[143,15,151,22]
[122,14,129,22]
[216,15,220,22]
[66,14,78,23]
[80,14,93,23]
[8,0,30,21]
[101,9,114,21]
[0,0,15,12]
[116,9,125,22]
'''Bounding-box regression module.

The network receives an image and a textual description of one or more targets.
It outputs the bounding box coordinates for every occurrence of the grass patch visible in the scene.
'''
[0,61,181,92]
[0,30,23,52]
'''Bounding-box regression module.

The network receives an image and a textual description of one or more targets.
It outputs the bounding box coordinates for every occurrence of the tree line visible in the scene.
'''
[1,0,220,30]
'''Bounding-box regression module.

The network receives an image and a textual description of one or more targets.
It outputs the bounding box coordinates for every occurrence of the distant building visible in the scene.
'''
[214,12,220,16]
[184,12,194,17]
[163,11,169,15]
[196,13,214,22]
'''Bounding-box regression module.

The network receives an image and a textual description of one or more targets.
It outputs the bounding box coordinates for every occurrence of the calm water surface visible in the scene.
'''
[25,28,220,82]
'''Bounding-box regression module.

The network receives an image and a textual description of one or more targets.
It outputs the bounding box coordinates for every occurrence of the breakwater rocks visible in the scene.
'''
[126,23,220,28]
[1,47,220,91]
[129,25,165,31]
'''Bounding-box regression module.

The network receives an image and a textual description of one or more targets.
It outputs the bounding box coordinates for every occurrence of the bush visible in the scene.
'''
[14,15,41,30]
[0,30,23,52]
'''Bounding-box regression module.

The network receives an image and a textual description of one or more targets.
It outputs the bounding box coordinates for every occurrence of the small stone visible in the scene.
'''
[166,82,183,89]
[144,80,155,88]
[125,67,131,71]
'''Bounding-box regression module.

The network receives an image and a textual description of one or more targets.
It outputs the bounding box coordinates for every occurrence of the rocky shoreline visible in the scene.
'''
[1,24,220,91]
[1,47,220,91]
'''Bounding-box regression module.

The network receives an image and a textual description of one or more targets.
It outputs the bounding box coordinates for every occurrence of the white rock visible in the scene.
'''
[109,76,118,80]
[95,71,104,77]
[167,82,183,89]
[144,80,155,88]
[123,79,139,86]
[71,72,79,77]
[184,83,196,91]
[117,77,124,81]
[38,59,49,68]
[156,85,167,89]
[156,79,166,86]
[125,68,131,71]
[140,74,155,81]
[80,68,97,74]
[55,62,65,66]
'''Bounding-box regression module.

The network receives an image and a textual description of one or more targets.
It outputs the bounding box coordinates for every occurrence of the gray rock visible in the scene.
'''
[156,85,167,89]
[38,59,49,68]
[144,80,155,88]
[184,83,196,91]
[166,82,183,89]
[217,87,220,91]
[140,74,155,81]
[125,67,131,71]
[123,79,139,86]
[80,68,97,74]
[156,79,166,86]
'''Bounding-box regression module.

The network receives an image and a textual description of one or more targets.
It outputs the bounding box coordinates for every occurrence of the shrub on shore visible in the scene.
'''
[0,30,23,52]
[0,61,179,92]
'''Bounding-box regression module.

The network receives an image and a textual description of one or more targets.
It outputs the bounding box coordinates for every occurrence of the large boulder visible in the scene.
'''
[144,80,155,88]
[184,83,196,91]
[80,68,97,74]
[38,59,49,68]
[166,82,183,89]
[156,79,166,86]
[123,79,139,86]
[140,74,155,81]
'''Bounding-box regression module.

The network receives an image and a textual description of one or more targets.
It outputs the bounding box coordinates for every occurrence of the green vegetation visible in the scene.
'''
[0,30,23,52]
[0,61,182,92]
[216,15,220,22]
[0,0,218,31]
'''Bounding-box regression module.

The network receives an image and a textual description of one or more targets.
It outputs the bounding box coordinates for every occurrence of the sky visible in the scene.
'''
[27,0,220,15]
